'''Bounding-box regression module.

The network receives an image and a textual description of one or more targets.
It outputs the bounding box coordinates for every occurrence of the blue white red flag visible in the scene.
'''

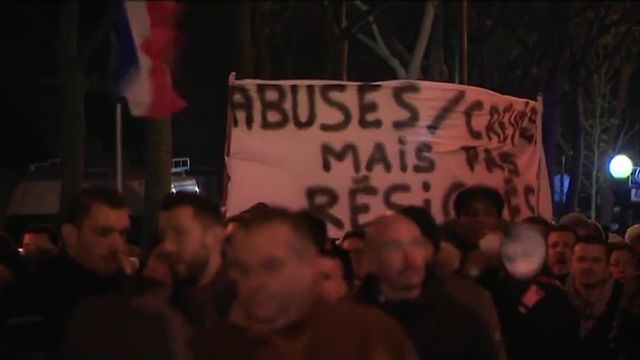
[115,1,185,118]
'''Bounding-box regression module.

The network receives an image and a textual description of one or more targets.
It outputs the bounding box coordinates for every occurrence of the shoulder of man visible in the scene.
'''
[65,294,192,360]
[436,274,507,360]
[319,301,419,360]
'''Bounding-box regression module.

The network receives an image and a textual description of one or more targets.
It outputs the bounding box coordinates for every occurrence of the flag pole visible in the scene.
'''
[116,101,123,192]
[221,72,237,217]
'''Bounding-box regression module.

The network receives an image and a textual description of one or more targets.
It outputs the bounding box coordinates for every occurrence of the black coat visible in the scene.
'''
[355,274,499,360]
[486,273,581,360]
[2,252,126,359]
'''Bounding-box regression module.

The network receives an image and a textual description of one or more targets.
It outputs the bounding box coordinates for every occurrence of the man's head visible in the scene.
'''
[546,224,578,278]
[61,186,130,276]
[317,243,354,303]
[570,235,609,290]
[453,186,504,234]
[364,206,438,300]
[608,242,638,285]
[625,224,640,254]
[21,224,58,259]
[153,192,224,288]
[296,210,329,252]
[522,216,551,238]
[559,213,605,241]
[227,208,319,331]
[339,229,366,280]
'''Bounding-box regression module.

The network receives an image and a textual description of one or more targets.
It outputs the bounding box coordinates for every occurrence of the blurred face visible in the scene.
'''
[63,204,130,276]
[609,250,636,284]
[366,215,434,299]
[22,233,58,258]
[547,231,576,277]
[228,221,317,331]
[317,256,349,303]
[458,199,501,236]
[340,236,365,279]
[157,206,223,287]
[571,243,608,288]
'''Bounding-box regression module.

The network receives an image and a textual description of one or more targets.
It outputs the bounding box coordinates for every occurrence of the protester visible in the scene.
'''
[338,229,367,285]
[566,235,625,360]
[490,222,580,360]
[317,243,354,302]
[356,206,500,360]
[522,215,551,238]
[142,192,232,333]
[194,208,417,360]
[609,242,639,307]
[546,224,578,282]
[613,239,640,360]
[0,186,133,358]
[453,186,506,280]
[559,213,606,240]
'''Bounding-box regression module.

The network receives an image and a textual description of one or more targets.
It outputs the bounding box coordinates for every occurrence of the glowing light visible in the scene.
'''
[609,155,633,179]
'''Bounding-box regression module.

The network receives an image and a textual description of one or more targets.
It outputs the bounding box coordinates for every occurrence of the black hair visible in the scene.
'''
[396,205,441,253]
[296,210,328,252]
[608,242,635,260]
[453,186,505,218]
[573,234,609,261]
[320,243,355,289]
[160,192,222,225]
[546,224,578,243]
[224,202,270,226]
[22,223,58,247]
[61,186,128,226]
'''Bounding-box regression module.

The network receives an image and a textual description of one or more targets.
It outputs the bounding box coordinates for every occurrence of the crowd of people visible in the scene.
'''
[0,185,639,360]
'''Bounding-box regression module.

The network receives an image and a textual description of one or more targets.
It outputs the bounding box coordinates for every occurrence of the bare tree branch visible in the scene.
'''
[353,1,407,78]
[355,33,407,78]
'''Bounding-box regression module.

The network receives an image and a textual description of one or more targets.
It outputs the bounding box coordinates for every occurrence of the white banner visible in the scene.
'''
[226,79,552,237]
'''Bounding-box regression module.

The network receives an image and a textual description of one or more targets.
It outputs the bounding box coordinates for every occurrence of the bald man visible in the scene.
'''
[356,206,501,360]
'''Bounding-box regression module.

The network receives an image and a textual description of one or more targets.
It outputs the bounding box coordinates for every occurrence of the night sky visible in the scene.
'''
[1,1,639,226]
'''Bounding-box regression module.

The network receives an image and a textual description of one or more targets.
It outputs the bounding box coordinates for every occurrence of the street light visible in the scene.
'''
[609,154,634,179]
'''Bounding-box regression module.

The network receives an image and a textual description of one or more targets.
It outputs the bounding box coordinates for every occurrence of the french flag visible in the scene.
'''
[115,1,186,118]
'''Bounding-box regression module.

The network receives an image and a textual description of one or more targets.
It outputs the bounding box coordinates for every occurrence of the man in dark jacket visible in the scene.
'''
[141,192,233,334]
[356,206,500,360]
[193,207,417,360]
[1,186,133,359]
[566,235,625,360]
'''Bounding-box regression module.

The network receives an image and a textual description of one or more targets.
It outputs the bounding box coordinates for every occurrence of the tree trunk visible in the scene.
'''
[427,2,448,81]
[143,118,172,249]
[59,0,86,215]
[565,64,583,214]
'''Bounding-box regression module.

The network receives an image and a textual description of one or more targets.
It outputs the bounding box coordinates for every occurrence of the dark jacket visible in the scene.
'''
[3,252,126,359]
[488,273,581,360]
[191,300,416,360]
[355,274,499,360]
[566,277,625,360]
